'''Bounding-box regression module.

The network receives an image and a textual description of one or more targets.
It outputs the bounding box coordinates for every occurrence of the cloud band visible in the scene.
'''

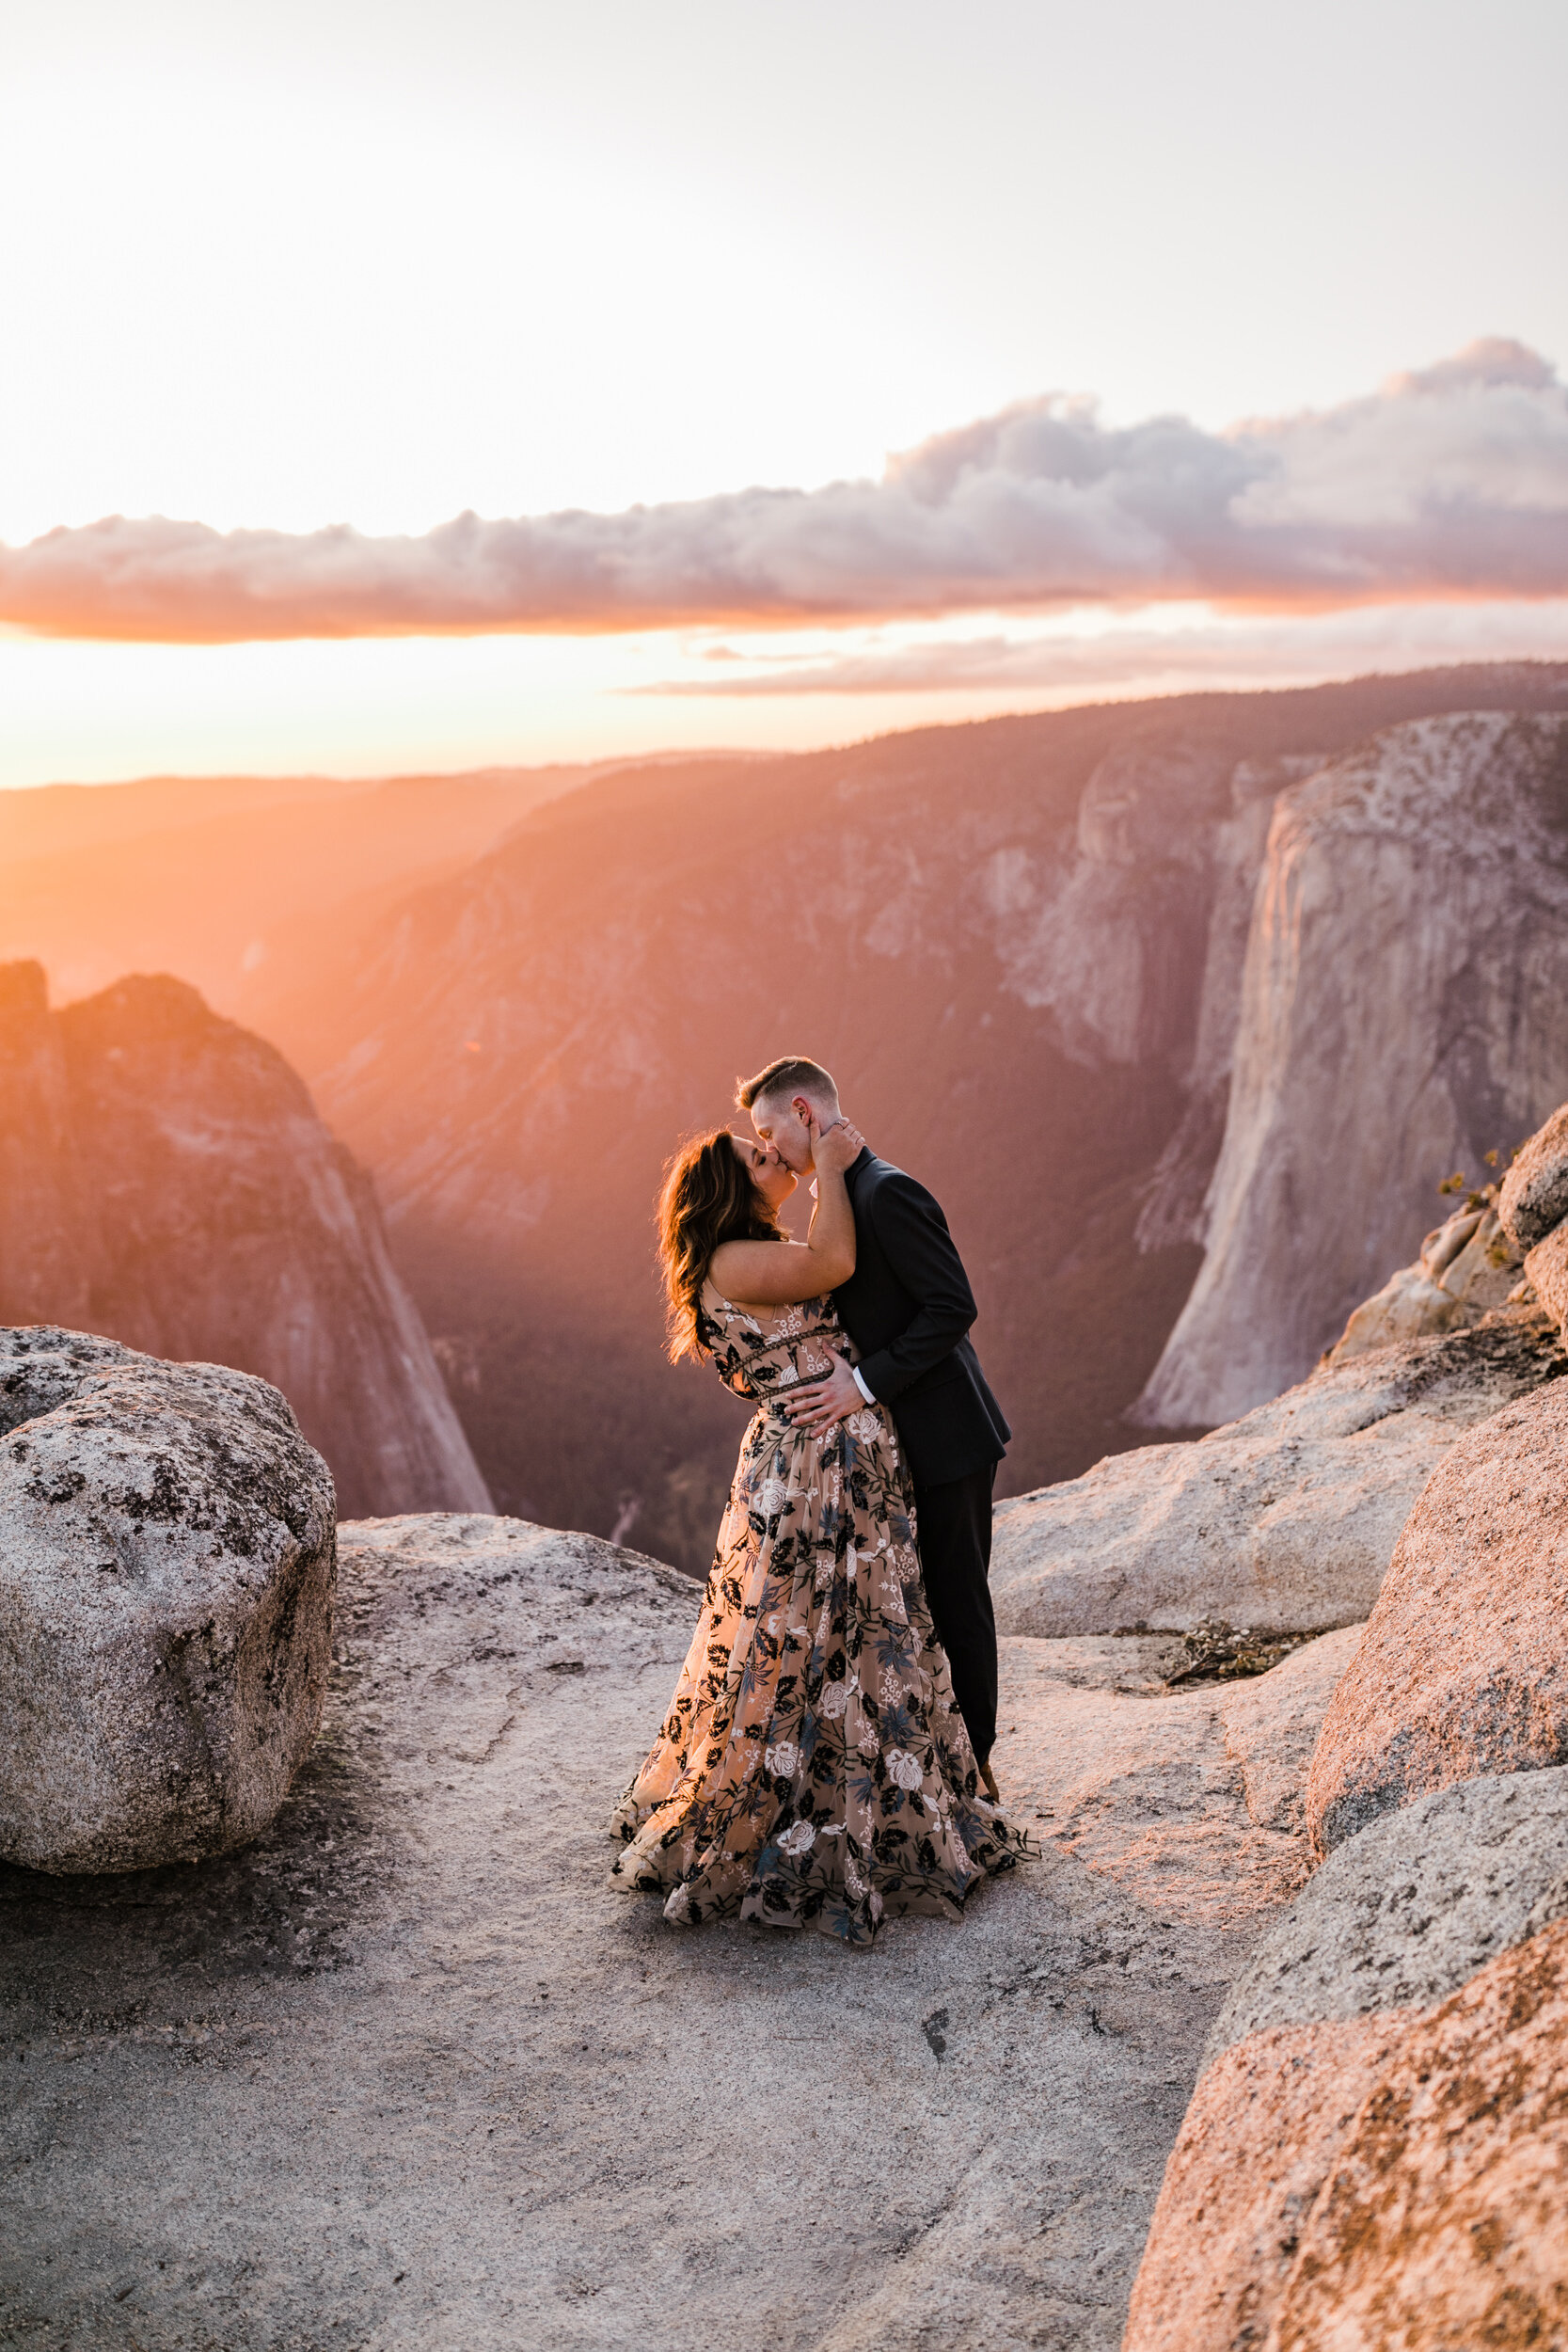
[3,342,1565,644]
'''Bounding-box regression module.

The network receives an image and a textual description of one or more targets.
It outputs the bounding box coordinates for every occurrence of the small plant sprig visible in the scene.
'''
[1437,1143,1522,1212]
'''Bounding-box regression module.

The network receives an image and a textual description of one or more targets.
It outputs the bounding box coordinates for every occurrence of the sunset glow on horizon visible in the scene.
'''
[5,0,1565,787]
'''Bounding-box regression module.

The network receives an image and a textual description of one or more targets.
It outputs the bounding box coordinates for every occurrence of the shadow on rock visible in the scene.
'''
[0,1710,400,2031]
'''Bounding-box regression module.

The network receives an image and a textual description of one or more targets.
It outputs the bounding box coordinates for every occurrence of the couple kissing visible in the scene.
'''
[610,1056,1027,1946]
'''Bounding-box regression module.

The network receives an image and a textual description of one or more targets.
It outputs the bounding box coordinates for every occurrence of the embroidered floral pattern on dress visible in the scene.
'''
[609,1290,1027,1945]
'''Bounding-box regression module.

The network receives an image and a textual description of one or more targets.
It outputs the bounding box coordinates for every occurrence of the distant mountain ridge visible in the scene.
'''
[0,763,596,1010]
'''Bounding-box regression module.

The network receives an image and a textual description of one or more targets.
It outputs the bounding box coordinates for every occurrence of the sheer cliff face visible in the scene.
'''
[1138,713,1568,1428]
[0,963,491,1519]
[238,669,1568,1563]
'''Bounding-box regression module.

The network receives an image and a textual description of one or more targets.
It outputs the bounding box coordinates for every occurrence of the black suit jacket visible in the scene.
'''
[832,1148,1009,1488]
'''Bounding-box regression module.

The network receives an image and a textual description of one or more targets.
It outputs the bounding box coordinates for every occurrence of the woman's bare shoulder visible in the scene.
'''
[708,1234,835,1309]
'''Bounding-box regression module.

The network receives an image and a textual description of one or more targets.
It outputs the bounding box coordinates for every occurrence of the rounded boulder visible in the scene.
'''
[0,1327,336,1872]
[1306,1378,1568,1858]
[1126,1768,1568,2352]
[1270,1921,1568,2349]
[1498,1098,1568,1253]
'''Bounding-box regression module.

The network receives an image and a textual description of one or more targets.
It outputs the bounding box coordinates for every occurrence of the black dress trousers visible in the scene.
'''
[910,1460,998,1768]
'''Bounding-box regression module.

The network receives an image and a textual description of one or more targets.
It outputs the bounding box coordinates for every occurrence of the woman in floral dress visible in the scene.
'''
[610,1111,1026,1946]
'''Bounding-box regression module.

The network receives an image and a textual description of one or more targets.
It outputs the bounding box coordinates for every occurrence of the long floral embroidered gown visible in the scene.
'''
[610,1290,1027,1945]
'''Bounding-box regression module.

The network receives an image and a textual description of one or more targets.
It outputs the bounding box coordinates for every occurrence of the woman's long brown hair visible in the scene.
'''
[658,1129,782,1360]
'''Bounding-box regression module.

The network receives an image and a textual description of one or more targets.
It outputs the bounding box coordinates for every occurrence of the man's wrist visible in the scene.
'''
[850,1364,876,1405]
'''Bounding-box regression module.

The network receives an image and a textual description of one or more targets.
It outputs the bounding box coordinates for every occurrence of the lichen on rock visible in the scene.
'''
[1269,1921,1568,2351]
[1121,2012,1420,2352]
[1213,1765,1568,2055]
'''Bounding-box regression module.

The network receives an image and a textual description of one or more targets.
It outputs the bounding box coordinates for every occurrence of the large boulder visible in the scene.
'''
[1526,1216,1568,1334]
[1496,1091,1568,1342]
[1307,1377,1568,1857]
[991,1308,1562,1639]
[1126,1769,1568,2352]
[1268,1922,1568,2349]
[1498,1098,1568,1251]
[1122,2012,1420,2352]
[0,1326,335,1872]
[1212,1765,1568,2053]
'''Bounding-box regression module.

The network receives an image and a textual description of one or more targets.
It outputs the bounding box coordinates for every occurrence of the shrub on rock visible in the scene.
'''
[0,1327,336,1873]
[1306,1379,1568,1857]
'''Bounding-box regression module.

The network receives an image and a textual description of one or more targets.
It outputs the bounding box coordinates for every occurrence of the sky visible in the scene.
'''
[3,0,1566,786]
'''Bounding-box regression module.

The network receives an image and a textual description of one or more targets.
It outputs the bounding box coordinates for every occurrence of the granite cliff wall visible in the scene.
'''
[1138,711,1568,1427]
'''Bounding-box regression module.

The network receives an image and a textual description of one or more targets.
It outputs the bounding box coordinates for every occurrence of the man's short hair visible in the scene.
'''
[736,1056,841,1114]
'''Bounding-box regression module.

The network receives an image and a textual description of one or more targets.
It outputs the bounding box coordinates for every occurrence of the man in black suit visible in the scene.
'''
[739,1056,1009,1796]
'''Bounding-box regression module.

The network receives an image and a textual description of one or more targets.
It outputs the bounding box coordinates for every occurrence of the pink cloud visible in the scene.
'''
[640,599,1568,698]
[3,341,1565,644]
